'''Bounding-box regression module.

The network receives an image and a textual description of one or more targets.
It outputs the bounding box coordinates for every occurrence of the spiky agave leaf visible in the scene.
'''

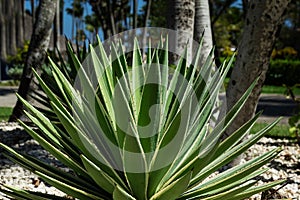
[0,36,285,200]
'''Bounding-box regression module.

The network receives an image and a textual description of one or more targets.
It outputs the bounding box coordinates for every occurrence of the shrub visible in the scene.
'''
[265,59,300,86]
[0,36,284,199]
[271,47,298,60]
[6,64,24,80]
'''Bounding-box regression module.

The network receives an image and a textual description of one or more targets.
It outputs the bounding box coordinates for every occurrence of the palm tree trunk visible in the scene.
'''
[107,0,116,36]
[54,0,61,51]
[194,0,213,67]
[7,0,17,55]
[224,0,291,166]
[167,0,195,64]
[16,0,24,48]
[142,0,152,51]
[133,0,138,29]
[60,0,64,35]
[0,2,7,60]
[31,0,35,25]
[10,0,58,122]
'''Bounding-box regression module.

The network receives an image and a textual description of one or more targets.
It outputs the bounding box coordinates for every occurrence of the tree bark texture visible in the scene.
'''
[7,0,17,55]
[16,0,25,48]
[167,0,195,64]
[0,2,7,60]
[54,0,61,51]
[0,0,26,61]
[224,0,291,166]
[194,0,214,67]
[10,0,57,121]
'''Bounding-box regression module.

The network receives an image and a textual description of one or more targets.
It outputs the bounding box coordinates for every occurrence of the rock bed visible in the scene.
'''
[0,122,299,199]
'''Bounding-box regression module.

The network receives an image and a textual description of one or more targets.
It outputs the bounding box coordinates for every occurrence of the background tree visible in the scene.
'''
[88,0,130,39]
[10,0,58,121]
[276,0,300,56]
[145,0,167,27]
[7,0,17,55]
[85,13,101,42]
[167,0,195,63]
[66,0,84,40]
[0,0,27,62]
[223,0,292,166]
[54,0,62,51]
[0,2,7,60]
[194,0,214,66]
[16,0,25,48]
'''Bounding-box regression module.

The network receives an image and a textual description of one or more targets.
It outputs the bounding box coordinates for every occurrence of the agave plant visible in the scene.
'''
[0,35,284,200]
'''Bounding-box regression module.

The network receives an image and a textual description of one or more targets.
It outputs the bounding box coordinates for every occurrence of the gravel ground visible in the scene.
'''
[0,122,299,199]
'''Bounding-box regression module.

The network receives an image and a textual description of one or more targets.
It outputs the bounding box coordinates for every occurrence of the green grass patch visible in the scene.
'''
[224,78,300,95]
[0,107,13,122]
[0,80,20,86]
[261,85,300,95]
[251,122,294,139]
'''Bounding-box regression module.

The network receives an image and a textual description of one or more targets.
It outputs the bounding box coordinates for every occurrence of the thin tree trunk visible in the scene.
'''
[142,0,152,51]
[60,0,64,35]
[8,0,17,55]
[22,0,25,40]
[194,0,214,67]
[223,0,291,166]
[16,0,24,48]
[31,0,35,26]
[54,0,60,51]
[133,0,138,29]
[0,2,7,60]
[107,0,116,36]
[144,0,151,27]
[10,0,57,122]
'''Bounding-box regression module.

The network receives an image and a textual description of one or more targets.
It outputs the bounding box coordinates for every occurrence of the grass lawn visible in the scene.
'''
[224,78,300,96]
[251,122,294,139]
[262,85,300,95]
[0,80,20,87]
[0,107,13,122]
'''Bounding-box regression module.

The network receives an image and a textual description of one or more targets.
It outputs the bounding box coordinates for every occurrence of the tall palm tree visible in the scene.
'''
[66,0,84,40]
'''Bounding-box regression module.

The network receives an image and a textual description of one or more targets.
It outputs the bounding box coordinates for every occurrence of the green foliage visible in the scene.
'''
[286,85,300,143]
[250,123,293,139]
[0,37,285,199]
[5,40,30,80]
[213,6,243,50]
[289,114,300,139]
[265,59,300,86]
[7,40,30,80]
[144,0,167,27]
[7,65,23,80]
[0,107,13,122]
[261,85,300,95]
[6,40,30,65]
[220,47,235,57]
[271,47,298,60]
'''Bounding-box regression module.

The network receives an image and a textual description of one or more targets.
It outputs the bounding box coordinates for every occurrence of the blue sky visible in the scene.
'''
[25,0,146,41]
[24,0,245,41]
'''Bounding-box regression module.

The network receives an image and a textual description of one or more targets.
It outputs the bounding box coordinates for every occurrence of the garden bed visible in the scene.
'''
[0,123,299,199]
